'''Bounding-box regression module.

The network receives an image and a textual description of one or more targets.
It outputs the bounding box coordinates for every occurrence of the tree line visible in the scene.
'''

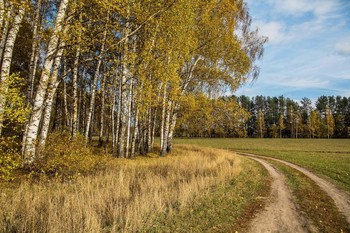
[176,95,350,138]
[0,0,266,165]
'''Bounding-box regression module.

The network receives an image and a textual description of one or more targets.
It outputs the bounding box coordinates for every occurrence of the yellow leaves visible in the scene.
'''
[0,73,30,129]
[0,74,27,181]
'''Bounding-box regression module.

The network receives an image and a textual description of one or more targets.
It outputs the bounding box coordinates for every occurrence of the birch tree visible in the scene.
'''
[0,1,26,135]
[28,0,43,102]
[84,16,108,145]
[38,40,65,148]
[22,0,69,162]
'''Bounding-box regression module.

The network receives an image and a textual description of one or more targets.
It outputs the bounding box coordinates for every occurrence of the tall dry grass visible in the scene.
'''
[0,145,242,232]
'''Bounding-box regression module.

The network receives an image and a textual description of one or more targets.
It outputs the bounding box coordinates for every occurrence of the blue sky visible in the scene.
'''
[235,0,350,101]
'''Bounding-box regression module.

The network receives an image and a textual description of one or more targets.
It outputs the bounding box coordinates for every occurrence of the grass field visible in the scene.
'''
[269,160,349,233]
[0,145,269,232]
[173,138,350,192]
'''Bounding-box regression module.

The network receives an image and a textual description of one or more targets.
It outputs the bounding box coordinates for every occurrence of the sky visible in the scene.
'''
[235,0,350,101]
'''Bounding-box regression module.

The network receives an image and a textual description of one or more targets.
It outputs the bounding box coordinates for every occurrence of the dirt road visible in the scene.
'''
[247,157,311,233]
[242,153,350,226]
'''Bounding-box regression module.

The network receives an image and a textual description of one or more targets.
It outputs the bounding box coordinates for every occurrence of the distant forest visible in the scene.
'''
[176,95,350,139]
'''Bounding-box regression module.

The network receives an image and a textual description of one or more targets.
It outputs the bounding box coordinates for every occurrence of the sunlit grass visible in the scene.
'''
[0,144,266,232]
[145,158,270,232]
[270,160,350,233]
[174,138,350,192]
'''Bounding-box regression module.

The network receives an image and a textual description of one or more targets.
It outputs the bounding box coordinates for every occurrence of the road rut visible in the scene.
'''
[247,157,310,233]
[242,153,350,225]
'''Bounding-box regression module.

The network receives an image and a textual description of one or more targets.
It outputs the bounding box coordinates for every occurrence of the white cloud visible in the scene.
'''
[242,0,350,99]
[254,21,287,44]
[268,0,340,18]
[336,37,350,56]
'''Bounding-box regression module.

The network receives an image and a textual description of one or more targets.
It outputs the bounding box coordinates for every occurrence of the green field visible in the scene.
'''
[174,138,350,192]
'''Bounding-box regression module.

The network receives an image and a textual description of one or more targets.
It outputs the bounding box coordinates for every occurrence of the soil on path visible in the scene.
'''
[242,153,350,225]
[247,157,311,233]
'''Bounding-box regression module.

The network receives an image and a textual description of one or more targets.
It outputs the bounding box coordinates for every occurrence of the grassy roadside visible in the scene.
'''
[269,160,350,233]
[174,138,350,192]
[0,144,269,232]
[144,157,271,232]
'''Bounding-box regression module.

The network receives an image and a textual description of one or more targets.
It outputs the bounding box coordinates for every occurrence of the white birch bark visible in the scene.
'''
[125,79,133,158]
[111,96,115,148]
[115,75,122,154]
[161,99,172,156]
[28,0,42,102]
[71,45,80,138]
[23,0,69,162]
[110,69,118,150]
[159,82,167,156]
[118,68,127,158]
[146,107,152,152]
[39,42,64,148]
[167,102,178,152]
[0,4,25,136]
[151,107,157,151]
[0,2,11,64]
[117,7,130,158]
[84,26,107,145]
[71,13,81,138]
[98,71,107,147]
[131,83,140,158]
[0,0,4,30]
[131,106,139,157]
[82,85,86,132]
[63,77,69,127]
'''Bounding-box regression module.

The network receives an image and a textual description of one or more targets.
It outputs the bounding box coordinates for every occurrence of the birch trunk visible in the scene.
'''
[72,48,80,138]
[115,75,122,154]
[28,0,42,102]
[38,42,64,148]
[167,103,178,153]
[131,108,139,157]
[0,0,4,30]
[146,107,152,152]
[131,86,140,158]
[159,82,167,156]
[84,26,107,145]
[110,70,118,149]
[0,4,25,136]
[63,78,69,127]
[117,7,130,158]
[151,107,157,151]
[161,100,172,156]
[82,85,86,132]
[71,14,82,138]
[0,2,11,64]
[111,96,115,148]
[98,72,107,147]
[23,0,69,162]
[118,69,127,158]
[125,79,133,158]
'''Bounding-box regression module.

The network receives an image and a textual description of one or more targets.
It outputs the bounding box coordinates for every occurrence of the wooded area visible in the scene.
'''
[0,0,266,168]
[176,95,350,138]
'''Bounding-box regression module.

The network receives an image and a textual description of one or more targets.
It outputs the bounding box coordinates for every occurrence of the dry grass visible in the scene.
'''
[174,138,350,192]
[0,145,242,232]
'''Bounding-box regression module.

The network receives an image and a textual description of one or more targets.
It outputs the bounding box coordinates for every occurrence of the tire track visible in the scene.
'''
[241,153,350,225]
[247,157,310,233]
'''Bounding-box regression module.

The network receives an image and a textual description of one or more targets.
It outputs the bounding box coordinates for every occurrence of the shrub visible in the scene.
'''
[26,131,112,181]
[0,136,22,181]
[0,73,29,181]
